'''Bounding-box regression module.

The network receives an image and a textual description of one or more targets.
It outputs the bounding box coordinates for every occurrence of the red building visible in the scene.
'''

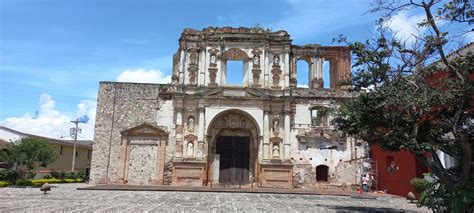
[370,144,428,196]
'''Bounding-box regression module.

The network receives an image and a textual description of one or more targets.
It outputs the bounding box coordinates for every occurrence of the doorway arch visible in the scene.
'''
[316,165,329,182]
[206,109,260,185]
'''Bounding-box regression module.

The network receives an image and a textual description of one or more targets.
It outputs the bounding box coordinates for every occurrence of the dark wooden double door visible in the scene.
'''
[217,136,250,185]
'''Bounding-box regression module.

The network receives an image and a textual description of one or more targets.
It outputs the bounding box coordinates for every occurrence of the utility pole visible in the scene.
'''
[70,118,80,172]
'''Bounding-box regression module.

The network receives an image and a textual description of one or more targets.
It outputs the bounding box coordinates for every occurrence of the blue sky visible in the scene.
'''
[0,0,471,139]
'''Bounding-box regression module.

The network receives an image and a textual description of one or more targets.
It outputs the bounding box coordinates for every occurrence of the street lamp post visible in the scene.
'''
[70,119,81,172]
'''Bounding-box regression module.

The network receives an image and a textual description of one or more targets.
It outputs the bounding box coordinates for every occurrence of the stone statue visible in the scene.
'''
[272,118,280,133]
[210,54,216,64]
[188,117,195,132]
[273,55,280,66]
[187,141,194,157]
[272,144,280,158]
[221,119,226,127]
[241,119,246,128]
[253,56,259,65]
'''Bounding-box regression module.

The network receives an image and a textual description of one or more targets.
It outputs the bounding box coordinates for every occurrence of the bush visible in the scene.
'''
[50,170,65,179]
[43,174,52,179]
[0,180,11,187]
[410,178,429,192]
[0,169,19,182]
[15,180,33,186]
[31,178,84,187]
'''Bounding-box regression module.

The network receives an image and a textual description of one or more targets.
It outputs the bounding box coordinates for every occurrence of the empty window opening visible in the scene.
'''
[296,60,309,88]
[316,165,329,181]
[311,107,329,127]
[323,61,331,89]
[226,60,244,86]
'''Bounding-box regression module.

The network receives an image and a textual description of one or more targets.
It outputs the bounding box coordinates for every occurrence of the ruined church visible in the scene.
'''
[90,27,367,188]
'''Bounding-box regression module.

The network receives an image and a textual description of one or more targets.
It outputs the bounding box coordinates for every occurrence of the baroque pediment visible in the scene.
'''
[121,123,168,137]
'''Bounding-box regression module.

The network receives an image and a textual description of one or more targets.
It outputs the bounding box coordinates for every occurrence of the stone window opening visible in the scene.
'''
[322,60,331,89]
[310,107,330,127]
[59,145,63,155]
[226,60,244,86]
[296,60,310,88]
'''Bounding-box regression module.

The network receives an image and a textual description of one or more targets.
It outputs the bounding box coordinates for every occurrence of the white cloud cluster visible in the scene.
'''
[0,93,96,140]
[297,84,309,88]
[384,11,433,44]
[116,69,171,84]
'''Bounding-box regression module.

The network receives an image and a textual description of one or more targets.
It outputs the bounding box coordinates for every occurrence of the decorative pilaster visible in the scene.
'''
[283,110,291,160]
[197,107,205,158]
[311,58,324,89]
[175,108,183,159]
[263,111,270,160]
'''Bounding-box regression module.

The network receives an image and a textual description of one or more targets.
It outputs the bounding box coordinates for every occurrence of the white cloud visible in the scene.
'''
[297,84,309,88]
[116,69,171,84]
[0,93,96,140]
[463,31,474,43]
[384,11,431,44]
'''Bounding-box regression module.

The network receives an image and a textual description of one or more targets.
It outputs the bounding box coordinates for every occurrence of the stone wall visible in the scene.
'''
[90,82,173,184]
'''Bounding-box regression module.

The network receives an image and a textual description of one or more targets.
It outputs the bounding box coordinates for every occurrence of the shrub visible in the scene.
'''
[0,169,19,182]
[15,180,33,186]
[31,178,84,186]
[0,180,11,187]
[43,174,52,179]
[50,170,65,179]
[410,178,429,192]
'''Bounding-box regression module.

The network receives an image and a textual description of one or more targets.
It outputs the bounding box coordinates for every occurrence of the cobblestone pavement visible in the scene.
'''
[0,183,429,212]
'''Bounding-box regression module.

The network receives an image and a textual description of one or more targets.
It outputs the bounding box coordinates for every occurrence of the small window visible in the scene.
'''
[75,151,79,158]
[311,107,329,127]
[87,150,92,159]
[59,146,63,155]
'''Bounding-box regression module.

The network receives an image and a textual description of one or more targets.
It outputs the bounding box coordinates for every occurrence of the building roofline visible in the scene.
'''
[0,126,93,149]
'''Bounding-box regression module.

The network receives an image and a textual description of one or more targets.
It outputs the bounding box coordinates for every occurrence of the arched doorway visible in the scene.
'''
[206,110,260,185]
[316,165,329,182]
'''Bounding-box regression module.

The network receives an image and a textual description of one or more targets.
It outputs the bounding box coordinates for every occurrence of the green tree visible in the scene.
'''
[333,0,473,212]
[6,138,58,180]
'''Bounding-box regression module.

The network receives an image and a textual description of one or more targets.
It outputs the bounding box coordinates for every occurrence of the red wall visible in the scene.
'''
[371,144,427,196]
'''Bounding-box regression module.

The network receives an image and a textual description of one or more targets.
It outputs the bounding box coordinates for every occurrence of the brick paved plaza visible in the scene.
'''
[0,183,429,212]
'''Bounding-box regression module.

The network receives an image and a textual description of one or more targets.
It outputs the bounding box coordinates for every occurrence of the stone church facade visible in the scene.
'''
[90,27,367,188]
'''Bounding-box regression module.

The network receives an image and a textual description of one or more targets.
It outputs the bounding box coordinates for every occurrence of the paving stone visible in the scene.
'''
[0,183,429,212]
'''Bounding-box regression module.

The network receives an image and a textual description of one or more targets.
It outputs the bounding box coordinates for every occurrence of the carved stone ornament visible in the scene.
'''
[208,67,218,86]
[222,48,249,61]
[271,67,282,88]
[189,51,198,64]
[273,55,280,66]
[188,65,197,85]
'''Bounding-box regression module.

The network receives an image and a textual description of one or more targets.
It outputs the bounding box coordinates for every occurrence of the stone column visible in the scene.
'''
[283,111,291,160]
[263,111,270,160]
[197,107,205,158]
[199,50,206,86]
[264,52,270,88]
[179,51,185,85]
[175,108,183,159]
[284,52,290,88]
